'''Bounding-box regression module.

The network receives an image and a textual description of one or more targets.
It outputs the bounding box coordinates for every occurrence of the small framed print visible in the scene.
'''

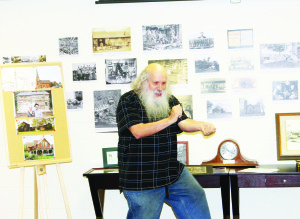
[276,113,300,160]
[177,141,189,165]
[102,147,118,168]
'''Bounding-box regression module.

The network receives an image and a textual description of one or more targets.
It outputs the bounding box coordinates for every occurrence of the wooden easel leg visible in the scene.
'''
[35,166,44,219]
[19,167,25,219]
[56,164,72,219]
[43,173,51,219]
[34,167,38,219]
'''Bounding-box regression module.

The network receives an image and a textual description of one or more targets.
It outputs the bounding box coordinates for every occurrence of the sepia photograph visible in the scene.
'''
[228,29,253,49]
[239,97,265,117]
[260,42,300,70]
[228,52,254,71]
[14,90,53,118]
[143,24,182,51]
[176,95,193,119]
[92,27,131,53]
[72,63,97,81]
[16,117,55,134]
[66,91,83,110]
[189,32,214,50]
[195,54,220,73]
[201,78,226,94]
[10,55,46,63]
[105,58,137,84]
[94,89,121,132]
[59,37,79,56]
[207,99,232,119]
[23,135,55,161]
[232,77,258,93]
[148,59,188,85]
[272,80,298,101]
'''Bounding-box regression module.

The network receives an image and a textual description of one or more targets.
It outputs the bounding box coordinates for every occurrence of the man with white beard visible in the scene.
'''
[116,63,216,219]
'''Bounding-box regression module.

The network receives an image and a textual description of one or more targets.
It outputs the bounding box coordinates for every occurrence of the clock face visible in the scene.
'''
[219,141,238,160]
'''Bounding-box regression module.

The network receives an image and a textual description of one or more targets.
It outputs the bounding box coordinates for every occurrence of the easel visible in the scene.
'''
[19,164,72,219]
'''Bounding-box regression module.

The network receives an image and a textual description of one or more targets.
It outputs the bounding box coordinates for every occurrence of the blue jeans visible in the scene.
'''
[123,167,211,219]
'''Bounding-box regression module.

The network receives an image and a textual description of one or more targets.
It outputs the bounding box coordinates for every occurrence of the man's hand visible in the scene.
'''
[169,104,182,123]
[201,122,216,136]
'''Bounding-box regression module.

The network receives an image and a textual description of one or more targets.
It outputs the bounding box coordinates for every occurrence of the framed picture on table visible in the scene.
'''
[177,141,189,165]
[102,147,118,168]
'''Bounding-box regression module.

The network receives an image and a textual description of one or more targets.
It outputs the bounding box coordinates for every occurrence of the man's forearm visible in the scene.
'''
[178,119,204,132]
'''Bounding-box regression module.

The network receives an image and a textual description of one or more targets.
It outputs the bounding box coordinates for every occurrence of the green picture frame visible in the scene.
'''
[102,147,118,168]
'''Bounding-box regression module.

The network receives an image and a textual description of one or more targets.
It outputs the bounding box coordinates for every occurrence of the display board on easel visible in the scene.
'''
[0,62,71,168]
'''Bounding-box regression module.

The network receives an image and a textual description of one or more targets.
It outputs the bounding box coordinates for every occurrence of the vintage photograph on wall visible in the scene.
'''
[16,117,55,134]
[232,77,258,93]
[176,95,193,119]
[207,99,232,119]
[105,58,137,84]
[22,134,55,161]
[272,80,298,101]
[72,63,97,81]
[92,27,131,53]
[148,59,188,85]
[239,97,265,117]
[195,53,220,73]
[14,90,53,118]
[260,42,300,70]
[227,29,253,49]
[35,65,63,89]
[276,112,300,160]
[1,55,46,64]
[102,147,118,168]
[201,78,226,94]
[189,31,214,50]
[59,37,79,56]
[94,89,121,132]
[66,91,83,111]
[177,141,189,165]
[143,24,182,51]
[228,51,255,71]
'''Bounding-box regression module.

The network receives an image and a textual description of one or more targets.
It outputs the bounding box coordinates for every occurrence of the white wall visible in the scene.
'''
[0,0,300,218]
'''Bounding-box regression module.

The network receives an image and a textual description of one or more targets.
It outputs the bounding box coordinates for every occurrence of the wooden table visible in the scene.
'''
[83,167,231,219]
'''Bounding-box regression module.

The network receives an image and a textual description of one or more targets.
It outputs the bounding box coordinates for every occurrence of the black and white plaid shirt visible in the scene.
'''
[116,90,188,191]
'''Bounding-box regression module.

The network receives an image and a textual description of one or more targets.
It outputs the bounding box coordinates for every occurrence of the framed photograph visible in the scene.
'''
[102,147,118,168]
[276,112,300,160]
[177,141,189,165]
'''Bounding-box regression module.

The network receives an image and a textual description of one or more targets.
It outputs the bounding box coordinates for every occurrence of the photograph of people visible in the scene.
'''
[27,106,35,117]
[34,103,43,117]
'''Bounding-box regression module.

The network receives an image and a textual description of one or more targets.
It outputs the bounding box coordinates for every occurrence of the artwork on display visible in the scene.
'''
[102,147,118,168]
[148,59,188,85]
[239,97,265,117]
[1,55,46,64]
[272,80,298,101]
[94,89,121,132]
[207,99,232,119]
[105,58,137,84]
[195,54,220,73]
[92,27,131,53]
[143,24,182,51]
[275,112,300,160]
[177,141,189,165]
[232,77,258,93]
[227,29,253,49]
[176,95,193,119]
[228,51,254,71]
[16,117,55,134]
[201,78,226,94]
[189,32,214,50]
[22,135,55,161]
[260,42,300,70]
[59,37,79,56]
[66,91,83,110]
[72,63,97,81]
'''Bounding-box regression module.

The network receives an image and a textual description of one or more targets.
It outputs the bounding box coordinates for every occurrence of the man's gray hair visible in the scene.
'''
[131,68,150,95]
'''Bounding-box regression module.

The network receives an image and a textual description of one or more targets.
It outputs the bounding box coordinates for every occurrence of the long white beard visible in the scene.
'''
[139,85,170,121]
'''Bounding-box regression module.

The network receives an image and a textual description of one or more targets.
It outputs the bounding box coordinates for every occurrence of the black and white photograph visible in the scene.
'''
[232,77,258,93]
[176,95,193,119]
[228,29,253,49]
[260,42,300,70]
[92,27,131,53]
[66,91,83,110]
[105,58,137,84]
[272,80,298,101]
[16,117,55,134]
[177,141,188,165]
[1,56,11,64]
[94,89,121,132]
[201,78,226,94]
[72,63,97,81]
[148,59,188,85]
[195,54,220,73]
[207,99,232,119]
[286,120,300,151]
[228,52,254,71]
[239,97,265,117]
[59,37,79,56]
[143,24,182,51]
[189,32,214,50]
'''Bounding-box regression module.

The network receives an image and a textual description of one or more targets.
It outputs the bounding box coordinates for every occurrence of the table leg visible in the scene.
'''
[88,178,105,219]
[230,175,240,219]
[220,175,230,219]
